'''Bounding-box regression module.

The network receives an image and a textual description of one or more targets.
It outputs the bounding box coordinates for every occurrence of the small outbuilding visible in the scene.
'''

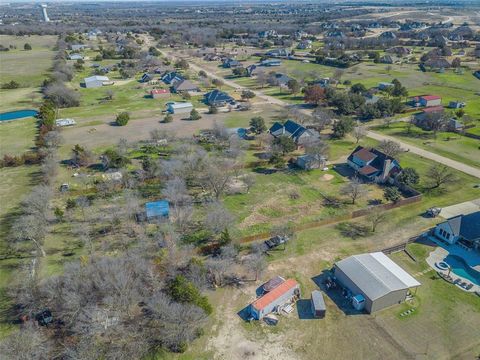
[83,75,112,88]
[150,89,169,99]
[311,290,326,318]
[249,278,300,320]
[166,102,193,114]
[145,200,170,220]
[55,118,76,127]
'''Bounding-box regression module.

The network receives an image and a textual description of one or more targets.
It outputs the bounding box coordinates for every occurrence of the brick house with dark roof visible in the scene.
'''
[268,120,318,147]
[347,146,402,183]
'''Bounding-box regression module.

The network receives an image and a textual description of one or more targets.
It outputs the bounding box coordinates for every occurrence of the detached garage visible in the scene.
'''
[333,252,420,313]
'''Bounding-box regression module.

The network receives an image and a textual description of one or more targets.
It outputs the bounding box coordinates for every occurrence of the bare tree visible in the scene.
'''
[0,322,53,360]
[204,202,235,235]
[426,164,457,189]
[352,126,366,144]
[341,177,367,204]
[367,207,387,232]
[76,196,90,221]
[245,252,267,281]
[377,140,402,158]
[200,157,234,199]
[11,215,47,257]
[311,107,333,131]
[304,139,329,168]
[243,173,256,193]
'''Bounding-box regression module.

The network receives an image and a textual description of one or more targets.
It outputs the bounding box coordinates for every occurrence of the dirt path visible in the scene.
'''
[366,130,480,179]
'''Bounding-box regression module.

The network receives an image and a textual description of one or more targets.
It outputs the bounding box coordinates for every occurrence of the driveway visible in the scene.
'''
[366,131,480,179]
[439,198,480,219]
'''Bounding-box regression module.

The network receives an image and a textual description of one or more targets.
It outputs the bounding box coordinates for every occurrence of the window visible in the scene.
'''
[446,233,450,240]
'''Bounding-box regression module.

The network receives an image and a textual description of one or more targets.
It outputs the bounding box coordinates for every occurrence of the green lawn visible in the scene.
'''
[372,122,480,169]
[0,117,37,156]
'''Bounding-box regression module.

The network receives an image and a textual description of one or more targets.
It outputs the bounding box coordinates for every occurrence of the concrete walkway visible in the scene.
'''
[366,131,480,179]
[439,198,480,219]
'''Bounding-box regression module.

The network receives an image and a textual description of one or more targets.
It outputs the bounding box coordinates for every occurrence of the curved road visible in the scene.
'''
[165,50,480,179]
[366,131,480,179]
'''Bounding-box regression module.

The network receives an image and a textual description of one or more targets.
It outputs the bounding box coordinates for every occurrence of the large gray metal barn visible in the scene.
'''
[333,252,421,313]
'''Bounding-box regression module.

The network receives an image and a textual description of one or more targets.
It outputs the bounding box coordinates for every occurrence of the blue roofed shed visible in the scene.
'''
[145,200,170,219]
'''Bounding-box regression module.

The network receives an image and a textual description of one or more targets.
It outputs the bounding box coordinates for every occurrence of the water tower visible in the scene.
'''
[40,4,50,22]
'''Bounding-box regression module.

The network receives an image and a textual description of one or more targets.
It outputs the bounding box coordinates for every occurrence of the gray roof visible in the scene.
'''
[445,211,480,240]
[311,290,326,311]
[335,252,420,301]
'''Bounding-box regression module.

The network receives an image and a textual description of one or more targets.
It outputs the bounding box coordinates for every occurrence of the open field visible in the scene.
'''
[0,35,56,112]
[372,122,480,169]
[0,118,37,156]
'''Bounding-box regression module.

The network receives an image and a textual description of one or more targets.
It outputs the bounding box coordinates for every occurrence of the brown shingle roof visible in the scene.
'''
[353,148,376,162]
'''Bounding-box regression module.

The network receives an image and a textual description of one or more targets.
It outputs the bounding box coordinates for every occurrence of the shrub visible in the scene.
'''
[208,105,218,114]
[167,275,213,315]
[189,109,201,121]
[1,80,20,89]
[384,187,401,202]
[24,43,32,51]
[116,112,130,126]
[163,113,173,123]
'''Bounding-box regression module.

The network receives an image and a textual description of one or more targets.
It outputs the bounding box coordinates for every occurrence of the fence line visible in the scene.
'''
[239,194,423,243]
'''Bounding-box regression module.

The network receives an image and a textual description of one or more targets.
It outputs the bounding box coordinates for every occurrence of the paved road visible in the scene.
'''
[165,50,480,179]
[366,131,480,179]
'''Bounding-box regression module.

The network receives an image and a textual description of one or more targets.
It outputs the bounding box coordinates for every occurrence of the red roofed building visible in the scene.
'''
[414,105,444,124]
[151,89,169,99]
[249,278,300,320]
[411,95,441,107]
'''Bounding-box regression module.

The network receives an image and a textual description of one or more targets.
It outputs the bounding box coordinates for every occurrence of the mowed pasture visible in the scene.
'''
[0,118,37,156]
[372,122,480,169]
[0,35,56,112]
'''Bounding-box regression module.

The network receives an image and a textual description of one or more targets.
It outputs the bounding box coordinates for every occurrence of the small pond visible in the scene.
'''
[0,109,38,122]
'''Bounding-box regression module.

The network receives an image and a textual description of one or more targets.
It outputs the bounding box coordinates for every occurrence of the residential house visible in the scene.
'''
[68,53,84,61]
[333,252,421,313]
[386,46,412,56]
[297,40,312,50]
[171,79,200,93]
[364,93,380,105]
[266,48,292,58]
[433,211,480,250]
[413,106,444,123]
[249,278,300,320]
[296,154,327,170]
[166,102,193,114]
[140,73,154,83]
[424,57,451,69]
[70,44,88,51]
[83,75,112,88]
[270,73,293,88]
[448,101,466,109]
[346,145,402,183]
[260,59,282,67]
[258,30,278,39]
[313,77,330,88]
[378,55,394,64]
[222,58,241,68]
[150,89,169,99]
[410,95,442,107]
[379,31,397,40]
[204,89,234,107]
[474,70,480,80]
[448,118,464,132]
[246,64,256,76]
[269,120,318,147]
[161,71,184,85]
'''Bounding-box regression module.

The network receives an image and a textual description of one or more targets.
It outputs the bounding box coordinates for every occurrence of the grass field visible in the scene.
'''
[372,122,480,169]
[0,118,37,156]
[0,35,56,112]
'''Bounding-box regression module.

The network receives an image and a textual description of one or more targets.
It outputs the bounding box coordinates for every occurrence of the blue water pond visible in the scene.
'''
[0,109,38,122]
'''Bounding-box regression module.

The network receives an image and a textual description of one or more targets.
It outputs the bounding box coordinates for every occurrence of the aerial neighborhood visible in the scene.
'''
[0,1,479,359]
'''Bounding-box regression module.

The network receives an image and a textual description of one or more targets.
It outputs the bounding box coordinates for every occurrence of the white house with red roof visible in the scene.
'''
[411,95,442,107]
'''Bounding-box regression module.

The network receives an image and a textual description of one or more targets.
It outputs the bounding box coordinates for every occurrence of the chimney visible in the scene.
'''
[381,159,391,182]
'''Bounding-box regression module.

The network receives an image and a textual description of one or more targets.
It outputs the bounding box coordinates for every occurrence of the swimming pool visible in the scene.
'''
[444,254,480,285]
[0,109,38,122]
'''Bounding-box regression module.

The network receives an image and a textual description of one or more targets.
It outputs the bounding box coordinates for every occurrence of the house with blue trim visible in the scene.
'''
[161,71,184,85]
[204,89,234,107]
[268,120,318,147]
[433,211,480,250]
[347,146,402,183]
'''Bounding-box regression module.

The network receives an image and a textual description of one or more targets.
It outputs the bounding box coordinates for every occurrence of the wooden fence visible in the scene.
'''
[239,193,423,243]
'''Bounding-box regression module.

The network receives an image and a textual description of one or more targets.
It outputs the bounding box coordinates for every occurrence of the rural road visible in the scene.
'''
[165,50,480,179]
[366,130,480,179]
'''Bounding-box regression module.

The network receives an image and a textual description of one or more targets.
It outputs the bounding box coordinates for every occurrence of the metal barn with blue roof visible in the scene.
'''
[145,200,170,220]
